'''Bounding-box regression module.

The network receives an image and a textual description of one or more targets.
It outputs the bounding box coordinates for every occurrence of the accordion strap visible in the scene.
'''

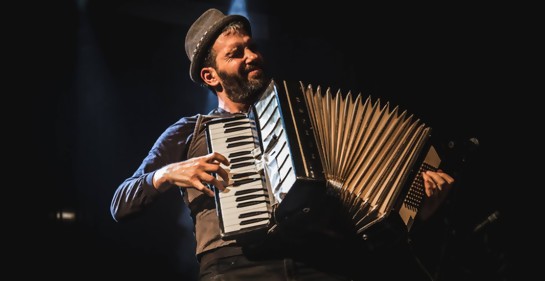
[187,113,221,160]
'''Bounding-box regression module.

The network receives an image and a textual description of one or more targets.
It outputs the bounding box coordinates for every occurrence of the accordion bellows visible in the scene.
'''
[302,82,440,234]
[205,80,440,240]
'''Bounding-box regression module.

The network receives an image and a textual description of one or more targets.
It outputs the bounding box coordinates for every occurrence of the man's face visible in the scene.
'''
[212,31,269,104]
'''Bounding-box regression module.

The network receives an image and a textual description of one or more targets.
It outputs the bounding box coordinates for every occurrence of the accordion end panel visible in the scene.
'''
[397,144,441,231]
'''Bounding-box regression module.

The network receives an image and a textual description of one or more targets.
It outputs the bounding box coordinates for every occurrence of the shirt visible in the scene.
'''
[110,108,241,258]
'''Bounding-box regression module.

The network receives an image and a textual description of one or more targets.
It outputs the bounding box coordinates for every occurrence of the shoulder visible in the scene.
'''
[148,114,200,148]
[172,114,200,127]
[160,112,226,140]
[162,114,200,137]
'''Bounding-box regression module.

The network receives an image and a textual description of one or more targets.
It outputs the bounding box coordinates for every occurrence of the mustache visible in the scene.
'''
[244,64,263,73]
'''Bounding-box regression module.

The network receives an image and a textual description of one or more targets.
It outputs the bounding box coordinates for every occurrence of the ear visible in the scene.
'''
[201,67,219,87]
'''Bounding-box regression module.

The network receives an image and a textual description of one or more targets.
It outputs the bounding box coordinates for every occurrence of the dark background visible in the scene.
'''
[28,0,520,279]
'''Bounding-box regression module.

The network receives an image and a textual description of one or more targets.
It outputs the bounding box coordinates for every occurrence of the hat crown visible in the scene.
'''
[185,9,225,61]
[184,8,250,84]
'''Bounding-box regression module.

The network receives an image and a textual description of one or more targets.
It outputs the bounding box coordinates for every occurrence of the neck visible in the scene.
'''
[218,98,250,114]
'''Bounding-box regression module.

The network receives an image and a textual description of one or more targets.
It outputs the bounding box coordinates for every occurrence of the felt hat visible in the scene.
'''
[185,8,251,84]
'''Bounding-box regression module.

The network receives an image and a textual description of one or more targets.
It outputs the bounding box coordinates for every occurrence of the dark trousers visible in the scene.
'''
[199,255,352,281]
[198,207,435,281]
[198,242,434,281]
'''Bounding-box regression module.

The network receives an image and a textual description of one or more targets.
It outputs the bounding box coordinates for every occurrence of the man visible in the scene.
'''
[111,8,454,280]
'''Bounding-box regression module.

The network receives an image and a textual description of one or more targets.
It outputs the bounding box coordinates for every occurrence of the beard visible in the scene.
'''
[217,68,270,104]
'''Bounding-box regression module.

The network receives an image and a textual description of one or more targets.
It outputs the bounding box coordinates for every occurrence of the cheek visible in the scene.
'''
[219,63,242,76]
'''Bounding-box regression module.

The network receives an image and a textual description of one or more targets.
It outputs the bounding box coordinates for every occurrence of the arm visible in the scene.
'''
[110,116,231,222]
[110,117,196,222]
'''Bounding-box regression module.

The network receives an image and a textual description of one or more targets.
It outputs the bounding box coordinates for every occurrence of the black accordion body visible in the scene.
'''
[205,80,440,240]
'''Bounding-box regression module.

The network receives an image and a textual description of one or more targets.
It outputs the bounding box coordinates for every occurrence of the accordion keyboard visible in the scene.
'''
[206,116,272,236]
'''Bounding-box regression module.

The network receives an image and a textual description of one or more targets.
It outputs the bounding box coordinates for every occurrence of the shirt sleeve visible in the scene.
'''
[110,116,197,222]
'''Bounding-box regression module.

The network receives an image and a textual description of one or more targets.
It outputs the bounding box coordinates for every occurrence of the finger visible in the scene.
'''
[426,171,455,191]
[191,180,215,197]
[200,173,226,192]
[212,178,228,193]
[199,163,231,186]
[437,171,455,185]
[426,170,447,191]
[429,170,454,184]
[422,171,436,197]
[206,152,230,166]
[200,162,224,173]
[215,166,231,185]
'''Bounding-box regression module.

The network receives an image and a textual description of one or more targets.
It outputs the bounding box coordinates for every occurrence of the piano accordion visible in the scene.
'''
[205,80,440,240]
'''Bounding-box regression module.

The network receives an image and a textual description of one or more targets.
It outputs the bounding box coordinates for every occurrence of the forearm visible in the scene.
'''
[110,116,195,221]
[110,172,162,221]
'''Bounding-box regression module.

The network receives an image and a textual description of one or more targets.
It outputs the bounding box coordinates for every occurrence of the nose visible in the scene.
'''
[245,48,259,62]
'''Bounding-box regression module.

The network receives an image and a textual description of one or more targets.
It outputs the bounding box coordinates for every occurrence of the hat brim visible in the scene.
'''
[189,15,251,84]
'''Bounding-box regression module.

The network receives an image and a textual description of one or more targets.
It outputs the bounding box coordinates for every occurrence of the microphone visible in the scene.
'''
[473,210,500,233]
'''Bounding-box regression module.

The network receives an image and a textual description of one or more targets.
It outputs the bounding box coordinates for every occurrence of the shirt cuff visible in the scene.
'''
[145,171,171,193]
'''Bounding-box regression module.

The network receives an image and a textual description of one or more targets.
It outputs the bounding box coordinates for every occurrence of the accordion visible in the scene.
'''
[205,80,440,240]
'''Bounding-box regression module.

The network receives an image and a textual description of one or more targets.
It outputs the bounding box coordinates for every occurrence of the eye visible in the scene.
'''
[232,47,244,58]
[225,48,243,62]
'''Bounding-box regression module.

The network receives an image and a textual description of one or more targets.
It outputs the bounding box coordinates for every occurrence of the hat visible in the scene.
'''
[185,8,251,84]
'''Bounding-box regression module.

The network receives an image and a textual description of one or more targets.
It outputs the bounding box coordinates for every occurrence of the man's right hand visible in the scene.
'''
[152,152,230,197]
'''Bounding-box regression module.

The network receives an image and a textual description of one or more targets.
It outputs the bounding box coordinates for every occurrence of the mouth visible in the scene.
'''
[247,68,263,78]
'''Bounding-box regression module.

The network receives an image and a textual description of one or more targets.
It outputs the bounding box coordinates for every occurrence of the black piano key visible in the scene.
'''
[230,156,255,164]
[239,210,269,219]
[273,167,293,192]
[225,135,253,143]
[261,105,279,129]
[229,151,250,158]
[225,125,251,134]
[278,148,289,170]
[232,172,257,179]
[263,134,279,154]
[240,217,269,226]
[231,161,254,169]
[227,140,255,148]
[237,200,269,208]
[234,188,267,196]
[257,92,276,120]
[223,121,249,128]
[272,116,282,133]
[236,194,268,202]
[232,177,261,187]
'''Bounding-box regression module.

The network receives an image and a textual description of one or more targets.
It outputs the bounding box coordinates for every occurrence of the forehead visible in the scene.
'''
[212,31,251,53]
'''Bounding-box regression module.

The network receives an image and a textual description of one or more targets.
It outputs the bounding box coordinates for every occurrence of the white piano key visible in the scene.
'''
[260,111,281,141]
[224,219,269,233]
[220,201,269,218]
[219,190,268,207]
[254,90,276,116]
[209,120,253,131]
[223,213,270,229]
[278,148,293,177]
[276,169,297,196]
[218,182,264,200]
[221,205,270,222]
[211,143,257,157]
[259,101,279,130]
[222,205,270,223]
[208,128,254,142]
